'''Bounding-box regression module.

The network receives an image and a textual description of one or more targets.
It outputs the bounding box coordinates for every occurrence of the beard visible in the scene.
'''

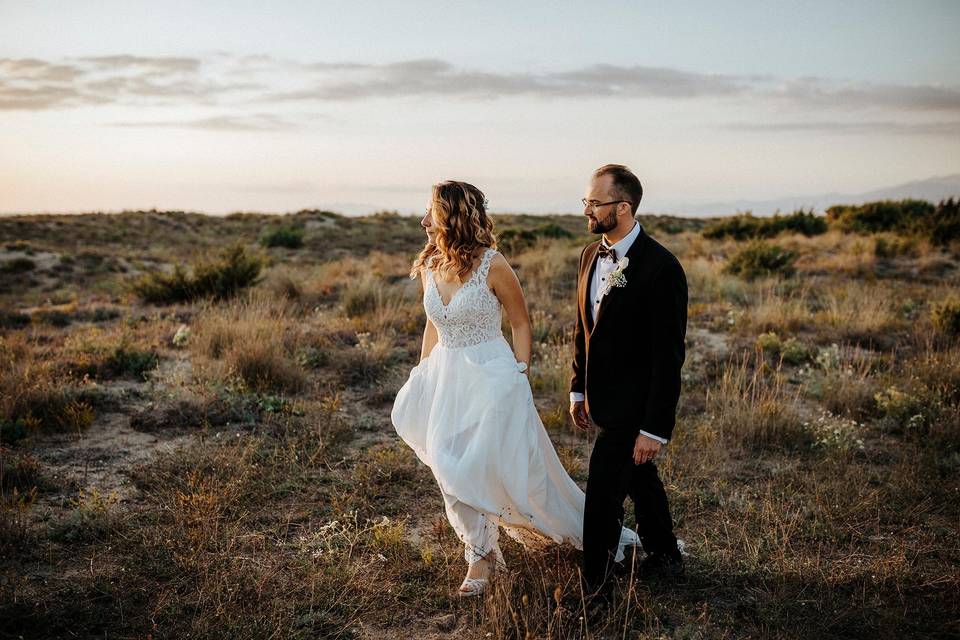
[588,207,618,234]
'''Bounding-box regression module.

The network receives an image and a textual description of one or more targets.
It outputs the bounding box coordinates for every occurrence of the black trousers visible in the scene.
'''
[582,430,679,591]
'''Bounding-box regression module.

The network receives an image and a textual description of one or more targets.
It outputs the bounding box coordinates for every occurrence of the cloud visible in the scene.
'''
[0,57,85,81]
[266,60,960,113]
[723,120,960,135]
[3,54,958,118]
[79,55,202,73]
[0,55,256,110]
[549,64,752,98]
[268,59,751,102]
[108,113,297,131]
[768,76,960,112]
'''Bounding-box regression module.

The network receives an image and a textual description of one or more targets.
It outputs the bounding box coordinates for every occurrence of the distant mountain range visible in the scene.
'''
[662,174,960,218]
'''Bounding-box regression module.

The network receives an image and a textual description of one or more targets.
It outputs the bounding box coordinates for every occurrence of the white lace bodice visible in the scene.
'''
[424,248,503,348]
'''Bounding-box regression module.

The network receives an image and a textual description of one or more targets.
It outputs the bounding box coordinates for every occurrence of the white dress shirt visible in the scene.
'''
[570,221,669,444]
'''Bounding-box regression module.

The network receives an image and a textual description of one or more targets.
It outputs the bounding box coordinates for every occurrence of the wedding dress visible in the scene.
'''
[391,247,640,566]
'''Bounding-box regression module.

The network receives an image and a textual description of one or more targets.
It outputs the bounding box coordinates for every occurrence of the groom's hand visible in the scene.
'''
[569,401,590,430]
[633,433,662,465]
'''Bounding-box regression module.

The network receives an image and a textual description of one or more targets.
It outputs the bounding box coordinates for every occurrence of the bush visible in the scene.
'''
[34,309,72,327]
[805,410,864,456]
[703,210,827,240]
[0,257,36,274]
[930,198,960,246]
[826,199,935,234]
[0,310,30,330]
[932,296,960,337]
[874,385,938,435]
[260,225,304,249]
[229,341,307,394]
[1,448,52,493]
[755,332,810,365]
[63,329,160,381]
[498,223,574,254]
[49,487,120,543]
[874,235,918,258]
[704,214,763,241]
[825,197,959,245]
[723,240,796,280]
[532,222,574,239]
[331,332,397,387]
[130,243,264,304]
[1,419,30,444]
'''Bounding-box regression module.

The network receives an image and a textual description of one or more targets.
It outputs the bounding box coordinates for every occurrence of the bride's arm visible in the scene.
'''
[420,318,439,361]
[419,269,439,361]
[488,253,532,371]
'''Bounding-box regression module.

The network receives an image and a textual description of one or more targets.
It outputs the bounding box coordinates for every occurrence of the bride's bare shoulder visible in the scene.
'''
[487,250,518,283]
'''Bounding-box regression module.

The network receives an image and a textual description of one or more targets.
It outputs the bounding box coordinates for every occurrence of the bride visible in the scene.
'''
[391,180,639,597]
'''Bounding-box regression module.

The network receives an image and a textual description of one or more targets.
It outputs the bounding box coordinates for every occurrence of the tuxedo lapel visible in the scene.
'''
[580,243,601,333]
[592,227,648,330]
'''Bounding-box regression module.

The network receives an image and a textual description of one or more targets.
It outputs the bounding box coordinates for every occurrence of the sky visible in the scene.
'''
[1,0,959,216]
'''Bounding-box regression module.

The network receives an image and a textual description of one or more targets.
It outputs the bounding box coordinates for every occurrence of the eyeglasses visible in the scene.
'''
[582,198,630,213]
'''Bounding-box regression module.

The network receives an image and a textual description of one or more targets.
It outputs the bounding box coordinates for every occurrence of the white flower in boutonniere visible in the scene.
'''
[601,257,629,297]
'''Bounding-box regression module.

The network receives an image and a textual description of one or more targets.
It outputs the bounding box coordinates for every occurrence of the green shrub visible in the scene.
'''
[930,198,960,246]
[105,345,159,380]
[0,258,36,274]
[804,410,864,456]
[874,385,940,435]
[1,419,29,444]
[780,338,810,364]
[826,199,935,235]
[130,243,264,304]
[129,264,194,304]
[704,214,763,240]
[755,332,810,365]
[49,488,119,543]
[532,223,574,239]
[34,309,72,327]
[755,332,782,353]
[841,197,956,245]
[260,224,304,249]
[724,241,796,280]
[704,210,827,240]
[0,310,30,330]
[498,223,574,254]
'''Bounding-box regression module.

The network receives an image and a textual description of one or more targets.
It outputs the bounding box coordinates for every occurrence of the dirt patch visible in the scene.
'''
[28,410,193,506]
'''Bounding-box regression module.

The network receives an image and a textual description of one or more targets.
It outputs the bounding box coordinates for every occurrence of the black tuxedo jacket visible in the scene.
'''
[570,225,688,441]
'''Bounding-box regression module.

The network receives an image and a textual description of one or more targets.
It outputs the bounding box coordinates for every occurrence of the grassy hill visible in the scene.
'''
[1,206,958,638]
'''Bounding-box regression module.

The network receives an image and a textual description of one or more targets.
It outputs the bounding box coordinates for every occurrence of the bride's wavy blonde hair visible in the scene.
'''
[410,180,497,280]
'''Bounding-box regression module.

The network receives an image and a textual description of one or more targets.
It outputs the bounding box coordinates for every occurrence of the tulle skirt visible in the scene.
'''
[391,335,639,561]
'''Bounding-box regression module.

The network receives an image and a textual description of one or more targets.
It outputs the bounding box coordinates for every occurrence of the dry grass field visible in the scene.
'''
[1,204,958,639]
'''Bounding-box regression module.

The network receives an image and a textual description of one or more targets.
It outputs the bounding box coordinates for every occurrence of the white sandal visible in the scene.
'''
[458,577,489,597]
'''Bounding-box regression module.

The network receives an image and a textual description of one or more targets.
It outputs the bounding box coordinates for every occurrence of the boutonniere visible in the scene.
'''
[600,257,629,297]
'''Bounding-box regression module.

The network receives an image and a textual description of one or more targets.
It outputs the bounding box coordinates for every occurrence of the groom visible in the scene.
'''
[569,164,688,597]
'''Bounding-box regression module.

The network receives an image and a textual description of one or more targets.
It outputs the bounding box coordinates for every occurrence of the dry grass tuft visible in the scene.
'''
[190,290,307,394]
[707,352,807,450]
